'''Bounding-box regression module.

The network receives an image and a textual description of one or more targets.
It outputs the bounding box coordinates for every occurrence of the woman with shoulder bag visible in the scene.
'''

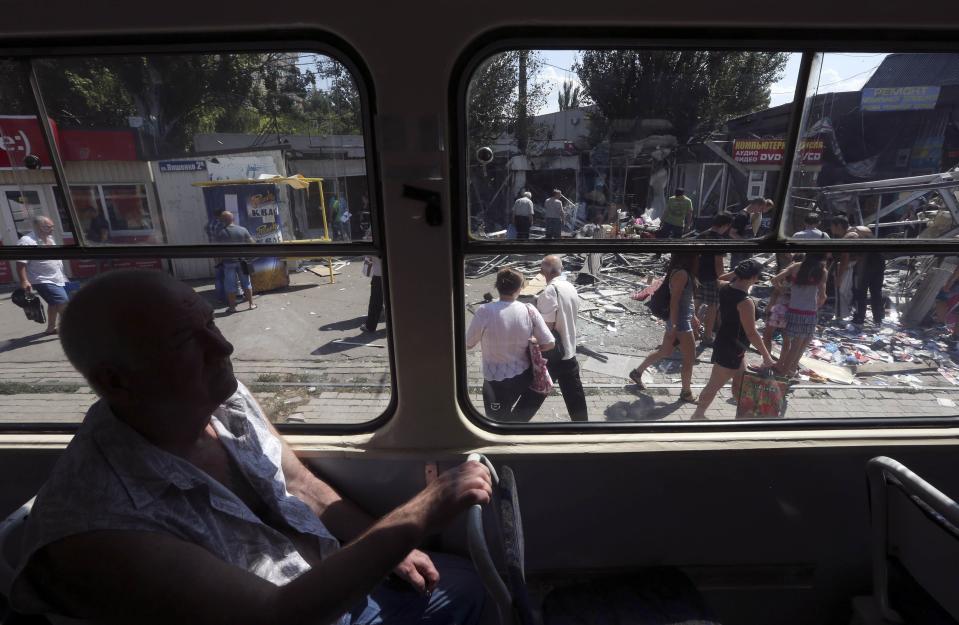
[628,253,699,403]
[466,268,555,422]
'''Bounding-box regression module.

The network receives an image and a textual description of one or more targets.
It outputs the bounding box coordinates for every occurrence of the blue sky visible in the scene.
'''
[535,50,889,114]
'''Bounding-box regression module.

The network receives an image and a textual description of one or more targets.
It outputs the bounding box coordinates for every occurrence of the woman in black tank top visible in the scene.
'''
[691,260,776,420]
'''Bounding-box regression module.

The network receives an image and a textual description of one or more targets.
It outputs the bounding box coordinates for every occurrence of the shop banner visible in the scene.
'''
[0,116,55,169]
[733,139,824,165]
[861,86,940,112]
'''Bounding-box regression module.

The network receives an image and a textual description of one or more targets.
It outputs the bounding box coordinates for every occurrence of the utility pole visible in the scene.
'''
[516,50,528,155]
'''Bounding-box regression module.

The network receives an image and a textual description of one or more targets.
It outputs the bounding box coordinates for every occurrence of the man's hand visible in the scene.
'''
[409,460,492,535]
[393,549,440,594]
[20,280,31,292]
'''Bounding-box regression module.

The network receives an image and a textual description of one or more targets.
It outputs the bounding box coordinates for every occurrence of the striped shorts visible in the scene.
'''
[784,309,817,338]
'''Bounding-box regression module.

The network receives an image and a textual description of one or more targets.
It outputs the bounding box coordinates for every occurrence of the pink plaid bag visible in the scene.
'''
[526,304,554,395]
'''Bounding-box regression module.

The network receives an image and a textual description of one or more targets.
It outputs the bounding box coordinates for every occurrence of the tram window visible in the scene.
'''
[465,49,800,241]
[0,255,392,428]
[0,59,77,247]
[462,252,959,424]
[783,52,959,241]
[0,52,373,247]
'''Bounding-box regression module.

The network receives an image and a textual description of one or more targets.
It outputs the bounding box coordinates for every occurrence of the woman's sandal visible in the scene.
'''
[680,389,698,404]
[628,368,646,390]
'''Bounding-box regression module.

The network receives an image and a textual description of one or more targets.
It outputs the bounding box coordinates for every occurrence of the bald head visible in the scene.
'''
[541,255,563,280]
[219,211,235,226]
[60,270,196,388]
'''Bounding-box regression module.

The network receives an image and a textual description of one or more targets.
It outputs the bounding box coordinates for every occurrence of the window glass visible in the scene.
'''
[463,251,959,424]
[2,51,370,247]
[0,59,76,247]
[785,52,959,240]
[465,49,800,241]
[0,255,391,426]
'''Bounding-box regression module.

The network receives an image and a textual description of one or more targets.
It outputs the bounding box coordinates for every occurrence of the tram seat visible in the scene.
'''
[466,455,721,625]
[851,456,959,625]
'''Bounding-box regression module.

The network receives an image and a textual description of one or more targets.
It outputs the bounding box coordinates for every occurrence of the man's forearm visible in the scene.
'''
[273,503,427,625]
[15,263,28,287]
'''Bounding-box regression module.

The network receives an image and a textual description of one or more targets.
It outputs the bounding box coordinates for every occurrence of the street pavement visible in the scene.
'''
[1,257,958,427]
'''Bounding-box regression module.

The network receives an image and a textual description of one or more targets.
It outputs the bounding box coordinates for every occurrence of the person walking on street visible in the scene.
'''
[536,255,588,422]
[362,256,384,333]
[544,189,566,239]
[511,191,534,240]
[466,268,555,422]
[628,253,699,404]
[695,213,733,347]
[658,188,693,239]
[691,259,777,419]
[215,211,257,313]
[16,215,69,335]
[772,253,829,379]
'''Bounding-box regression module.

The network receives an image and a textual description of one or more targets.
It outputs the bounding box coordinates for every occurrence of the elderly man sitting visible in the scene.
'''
[11,269,490,625]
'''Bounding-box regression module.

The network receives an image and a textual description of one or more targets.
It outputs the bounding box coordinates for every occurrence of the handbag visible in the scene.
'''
[646,272,671,320]
[525,305,554,394]
[736,370,789,418]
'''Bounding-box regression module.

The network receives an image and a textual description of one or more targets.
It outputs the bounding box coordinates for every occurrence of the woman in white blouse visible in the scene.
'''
[466,268,555,422]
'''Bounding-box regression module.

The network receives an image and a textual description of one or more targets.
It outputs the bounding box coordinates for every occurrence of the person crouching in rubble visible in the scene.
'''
[691,260,776,419]
[771,253,829,379]
[629,253,699,404]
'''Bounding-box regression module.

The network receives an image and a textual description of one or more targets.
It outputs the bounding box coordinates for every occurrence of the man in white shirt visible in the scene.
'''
[511,191,534,240]
[16,215,69,335]
[536,255,588,422]
[544,189,566,239]
[792,212,830,240]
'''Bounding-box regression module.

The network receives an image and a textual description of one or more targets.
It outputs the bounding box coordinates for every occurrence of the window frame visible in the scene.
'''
[451,28,959,434]
[0,31,397,435]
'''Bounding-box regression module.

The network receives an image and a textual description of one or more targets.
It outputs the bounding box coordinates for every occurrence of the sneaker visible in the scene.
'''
[846,322,863,332]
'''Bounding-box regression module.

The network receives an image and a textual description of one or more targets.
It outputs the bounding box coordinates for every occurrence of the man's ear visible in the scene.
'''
[87,364,132,403]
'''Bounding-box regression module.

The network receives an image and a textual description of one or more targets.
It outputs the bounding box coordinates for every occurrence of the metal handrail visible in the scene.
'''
[465,453,512,625]
[866,456,959,624]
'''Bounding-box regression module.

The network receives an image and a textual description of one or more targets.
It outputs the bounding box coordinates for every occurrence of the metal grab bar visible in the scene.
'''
[867,456,959,624]
[465,453,512,625]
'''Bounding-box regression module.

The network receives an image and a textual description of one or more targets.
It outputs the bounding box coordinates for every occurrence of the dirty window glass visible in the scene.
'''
[463,252,959,423]
[0,255,390,426]
[0,52,371,247]
[0,59,78,247]
[465,49,800,241]
[784,52,959,240]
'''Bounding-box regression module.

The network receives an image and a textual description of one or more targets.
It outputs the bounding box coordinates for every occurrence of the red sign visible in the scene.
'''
[733,139,824,165]
[0,115,56,169]
[61,129,138,162]
[0,116,137,168]
[0,261,11,284]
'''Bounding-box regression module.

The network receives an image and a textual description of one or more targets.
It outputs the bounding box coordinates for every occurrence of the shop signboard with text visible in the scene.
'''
[733,139,824,166]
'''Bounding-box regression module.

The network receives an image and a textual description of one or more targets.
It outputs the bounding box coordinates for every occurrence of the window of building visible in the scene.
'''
[459,46,959,429]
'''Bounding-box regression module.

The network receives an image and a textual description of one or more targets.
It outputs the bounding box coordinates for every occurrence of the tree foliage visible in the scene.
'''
[557,80,582,111]
[0,53,363,157]
[575,50,788,142]
[467,50,549,150]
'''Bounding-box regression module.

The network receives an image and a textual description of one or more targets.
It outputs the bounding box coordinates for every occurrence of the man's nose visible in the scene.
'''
[203,327,234,357]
